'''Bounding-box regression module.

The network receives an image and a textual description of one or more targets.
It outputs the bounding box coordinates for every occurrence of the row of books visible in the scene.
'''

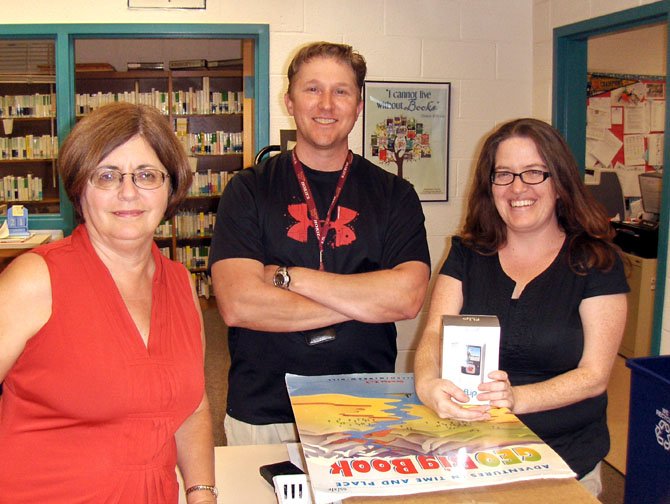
[74,88,242,117]
[75,91,170,116]
[187,169,237,197]
[155,211,217,239]
[155,221,173,239]
[127,58,242,71]
[175,244,210,270]
[193,272,212,298]
[174,210,216,238]
[158,247,212,298]
[0,135,58,160]
[178,131,243,156]
[172,85,243,115]
[0,93,55,118]
[1,175,43,202]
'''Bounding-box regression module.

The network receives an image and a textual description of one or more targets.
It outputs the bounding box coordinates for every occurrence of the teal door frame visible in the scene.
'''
[0,23,270,235]
[553,1,670,356]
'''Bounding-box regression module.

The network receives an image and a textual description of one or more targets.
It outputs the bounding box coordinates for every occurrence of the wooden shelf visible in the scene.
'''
[0,116,54,121]
[0,158,55,164]
[76,70,170,79]
[185,194,222,201]
[176,235,213,240]
[172,69,241,78]
[76,69,242,80]
[173,112,242,118]
[1,197,59,205]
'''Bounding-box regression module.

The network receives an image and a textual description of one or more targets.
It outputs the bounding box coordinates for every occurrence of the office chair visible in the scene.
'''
[253,129,297,165]
[587,171,625,220]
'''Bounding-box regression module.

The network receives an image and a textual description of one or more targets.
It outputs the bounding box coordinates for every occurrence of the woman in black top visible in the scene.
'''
[414,118,628,496]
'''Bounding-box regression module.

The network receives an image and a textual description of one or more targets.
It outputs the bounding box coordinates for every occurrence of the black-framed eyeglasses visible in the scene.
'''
[89,168,169,190]
[490,169,551,186]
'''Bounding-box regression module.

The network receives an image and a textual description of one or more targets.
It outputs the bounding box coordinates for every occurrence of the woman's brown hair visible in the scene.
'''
[462,118,619,273]
[59,102,192,221]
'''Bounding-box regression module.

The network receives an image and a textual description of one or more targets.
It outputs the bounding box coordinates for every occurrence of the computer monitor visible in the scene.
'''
[638,171,663,221]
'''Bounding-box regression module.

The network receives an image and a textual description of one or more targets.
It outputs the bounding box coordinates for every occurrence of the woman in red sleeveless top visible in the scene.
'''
[0,103,216,503]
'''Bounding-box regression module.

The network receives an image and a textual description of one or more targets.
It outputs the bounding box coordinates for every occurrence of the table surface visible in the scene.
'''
[0,232,50,258]
[179,444,600,504]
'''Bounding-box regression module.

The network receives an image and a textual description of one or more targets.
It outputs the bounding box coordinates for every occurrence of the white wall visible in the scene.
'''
[533,0,669,355]
[588,22,666,75]
[5,0,664,363]
[3,0,535,371]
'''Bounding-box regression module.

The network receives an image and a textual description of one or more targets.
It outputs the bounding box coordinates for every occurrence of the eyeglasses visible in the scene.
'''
[89,168,169,190]
[490,169,551,186]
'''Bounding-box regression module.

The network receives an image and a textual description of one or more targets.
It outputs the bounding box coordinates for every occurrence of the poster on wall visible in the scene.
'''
[363,81,450,201]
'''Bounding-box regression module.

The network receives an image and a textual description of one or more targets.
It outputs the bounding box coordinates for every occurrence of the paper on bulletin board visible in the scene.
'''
[623,135,646,166]
[648,134,664,166]
[611,82,648,107]
[623,103,650,135]
[586,124,605,141]
[650,100,666,132]
[587,106,611,129]
[587,129,623,167]
[612,163,644,197]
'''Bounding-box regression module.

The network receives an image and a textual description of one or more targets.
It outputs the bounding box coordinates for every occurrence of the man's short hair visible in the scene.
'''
[287,41,367,97]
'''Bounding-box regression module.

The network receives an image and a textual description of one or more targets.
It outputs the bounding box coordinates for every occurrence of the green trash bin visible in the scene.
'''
[624,356,670,504]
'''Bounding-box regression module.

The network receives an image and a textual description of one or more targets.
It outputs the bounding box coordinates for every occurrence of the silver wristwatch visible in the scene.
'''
[273,266,291,290]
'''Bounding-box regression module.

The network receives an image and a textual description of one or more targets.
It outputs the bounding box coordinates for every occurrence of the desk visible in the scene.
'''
[0,233,51,272]
[0,233,51,258]
[179,444,599,504]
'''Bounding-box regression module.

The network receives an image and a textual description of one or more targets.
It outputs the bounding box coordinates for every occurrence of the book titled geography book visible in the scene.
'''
[286,373,575,504]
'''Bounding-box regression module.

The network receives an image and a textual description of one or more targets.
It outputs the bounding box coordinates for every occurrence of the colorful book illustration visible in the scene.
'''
[286,373,575,504]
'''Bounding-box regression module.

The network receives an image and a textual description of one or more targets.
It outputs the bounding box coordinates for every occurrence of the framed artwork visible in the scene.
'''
[128,0,206,9]
[363,81,450,201]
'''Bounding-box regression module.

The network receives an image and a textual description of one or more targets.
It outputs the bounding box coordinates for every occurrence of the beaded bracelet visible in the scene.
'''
[185,484,218,498]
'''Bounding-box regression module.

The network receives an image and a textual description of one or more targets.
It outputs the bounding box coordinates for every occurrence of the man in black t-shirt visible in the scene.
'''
[209,42,430,445]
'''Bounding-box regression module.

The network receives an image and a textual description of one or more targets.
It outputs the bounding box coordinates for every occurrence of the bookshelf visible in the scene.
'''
[0,79,59,215]
[0,24,270,237]
[74,62,253,297]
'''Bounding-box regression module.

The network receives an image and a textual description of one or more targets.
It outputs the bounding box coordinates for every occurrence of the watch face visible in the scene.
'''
[273,267,290,289]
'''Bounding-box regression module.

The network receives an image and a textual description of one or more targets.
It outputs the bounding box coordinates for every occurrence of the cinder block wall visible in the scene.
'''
[5,0,661,364]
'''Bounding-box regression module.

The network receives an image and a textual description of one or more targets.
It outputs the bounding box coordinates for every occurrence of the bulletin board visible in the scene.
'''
[586,72,665,198]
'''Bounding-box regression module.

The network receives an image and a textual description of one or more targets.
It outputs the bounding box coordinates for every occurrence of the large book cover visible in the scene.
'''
[286,373,575,504]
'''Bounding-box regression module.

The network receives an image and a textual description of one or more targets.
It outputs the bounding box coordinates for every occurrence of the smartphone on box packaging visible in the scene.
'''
[440,315,500,405]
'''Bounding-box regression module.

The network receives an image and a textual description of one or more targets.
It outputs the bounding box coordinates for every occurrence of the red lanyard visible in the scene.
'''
[291,149,353,270]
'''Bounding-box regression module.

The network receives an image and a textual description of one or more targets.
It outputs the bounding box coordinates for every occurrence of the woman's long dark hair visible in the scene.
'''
[461,118,620,273]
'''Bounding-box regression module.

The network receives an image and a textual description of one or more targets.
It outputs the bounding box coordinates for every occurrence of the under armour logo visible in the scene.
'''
[287,203,358,247]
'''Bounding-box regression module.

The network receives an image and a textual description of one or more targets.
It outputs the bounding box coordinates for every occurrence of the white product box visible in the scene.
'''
[440,314,500,405]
